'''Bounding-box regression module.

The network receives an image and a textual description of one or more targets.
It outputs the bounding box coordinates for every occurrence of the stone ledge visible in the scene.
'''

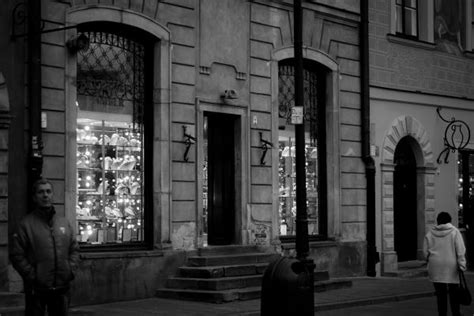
[79,250,164,260]
[280,240,338,250]
[386,34,436,50]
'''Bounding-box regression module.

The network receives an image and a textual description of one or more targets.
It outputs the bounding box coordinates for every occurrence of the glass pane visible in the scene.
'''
[457,153,474,229]
[396,6,403,33]
[76,118,144,244]
[472,0,474,19]
[278,133,319,236]
[406,0,417,9]
[76,31,146,245]
[279,132,296,236]
[404,7,418,36]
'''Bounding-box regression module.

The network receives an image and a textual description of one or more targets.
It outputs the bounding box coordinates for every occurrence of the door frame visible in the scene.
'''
[195,99,249,248]
[380,116,436,274]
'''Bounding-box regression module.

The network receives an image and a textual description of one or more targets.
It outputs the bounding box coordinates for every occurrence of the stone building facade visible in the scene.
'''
[369,0,474,274]
[0,0,367,304]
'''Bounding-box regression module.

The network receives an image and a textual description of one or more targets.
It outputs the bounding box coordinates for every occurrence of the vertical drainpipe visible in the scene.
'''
[360,0,378,277]
[28,0,43,186]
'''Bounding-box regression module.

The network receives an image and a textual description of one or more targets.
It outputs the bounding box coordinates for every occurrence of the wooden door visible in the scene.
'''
[394,137,417,262]
[206,113,235,245]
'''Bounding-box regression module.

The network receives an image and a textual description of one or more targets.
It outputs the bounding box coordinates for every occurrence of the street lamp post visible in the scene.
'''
[293,0,315,312]
[260,2,315,314]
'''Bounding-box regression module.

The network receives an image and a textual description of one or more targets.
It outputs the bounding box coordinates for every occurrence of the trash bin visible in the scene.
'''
[261,256,314,315]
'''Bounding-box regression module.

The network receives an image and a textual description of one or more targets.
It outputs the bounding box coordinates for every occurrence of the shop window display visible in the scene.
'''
[76,119,143,244]
[278,133,318,236]
[278,60,323,237]
[457,151,474,229]
[75,27,148,245]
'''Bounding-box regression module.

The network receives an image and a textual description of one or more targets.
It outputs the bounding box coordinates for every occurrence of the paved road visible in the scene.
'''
[317,296,474,316]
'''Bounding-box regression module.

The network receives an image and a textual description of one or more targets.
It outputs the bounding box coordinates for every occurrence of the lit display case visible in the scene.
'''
[76,116,144,244]
[278,132,318,236]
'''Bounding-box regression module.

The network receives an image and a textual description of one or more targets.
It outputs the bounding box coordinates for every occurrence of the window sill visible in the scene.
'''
[79,249,163,260]
[386,34,436,50]
[463,51,474,59]
[280,237,337,250]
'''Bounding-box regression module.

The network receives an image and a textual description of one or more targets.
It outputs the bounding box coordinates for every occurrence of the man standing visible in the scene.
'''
[10,178,80,315]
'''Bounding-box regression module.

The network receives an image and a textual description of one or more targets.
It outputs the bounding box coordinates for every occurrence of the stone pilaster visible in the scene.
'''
[0,71,13,291]
[0,111,11,291]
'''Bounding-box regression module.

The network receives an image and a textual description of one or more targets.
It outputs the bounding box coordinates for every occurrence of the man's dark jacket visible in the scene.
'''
[10,207,80,291]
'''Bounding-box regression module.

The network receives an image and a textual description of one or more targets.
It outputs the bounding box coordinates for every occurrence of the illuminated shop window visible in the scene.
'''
[278,60,326,238]
[75,28,149,245]
[457,151,474,229]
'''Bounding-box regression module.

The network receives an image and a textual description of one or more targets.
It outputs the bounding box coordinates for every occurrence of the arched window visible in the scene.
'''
[278,59,327,238]
[75,23,153,247]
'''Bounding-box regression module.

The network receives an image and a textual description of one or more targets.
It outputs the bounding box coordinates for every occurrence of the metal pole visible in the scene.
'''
[294,1,315,314]
[28,0,43,185]
[359,0,378,277]
[294,0,308,261]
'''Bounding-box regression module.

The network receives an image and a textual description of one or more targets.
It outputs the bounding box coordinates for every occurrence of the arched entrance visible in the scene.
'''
[394,136,417,262]
[380,115,436,274]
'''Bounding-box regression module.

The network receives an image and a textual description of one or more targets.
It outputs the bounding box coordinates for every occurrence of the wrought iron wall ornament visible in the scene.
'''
[259,132,273,165]
[183,125,196,162]
[436,107,471,164]
[10,2,78,40]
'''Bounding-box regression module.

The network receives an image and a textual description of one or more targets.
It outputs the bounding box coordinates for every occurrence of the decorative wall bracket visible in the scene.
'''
[183,125,196,162]
[10,2,77,40]
[259,132,273,165]
[436,107,470,164]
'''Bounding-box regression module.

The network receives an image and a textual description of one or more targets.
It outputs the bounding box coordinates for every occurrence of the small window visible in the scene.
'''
[396,0,418,37]
[75,26,151,247]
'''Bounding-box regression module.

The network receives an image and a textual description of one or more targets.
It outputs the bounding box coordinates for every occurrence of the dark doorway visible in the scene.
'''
[394,136,418,262]
[204,113,236,245]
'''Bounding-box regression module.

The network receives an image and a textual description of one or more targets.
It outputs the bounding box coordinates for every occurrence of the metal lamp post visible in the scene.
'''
[293,0,315,312]
[260,2,315,314]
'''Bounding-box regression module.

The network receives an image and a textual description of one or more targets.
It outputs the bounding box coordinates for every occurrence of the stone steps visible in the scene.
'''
[167,274,263,291]
[186,253,279,267]
[383,260,428,278]
[0,292,24,315]
[156,246,350,303]
[178,262,269,278]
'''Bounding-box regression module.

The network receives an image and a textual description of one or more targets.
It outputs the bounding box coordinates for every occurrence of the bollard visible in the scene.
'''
[261,256,314,315]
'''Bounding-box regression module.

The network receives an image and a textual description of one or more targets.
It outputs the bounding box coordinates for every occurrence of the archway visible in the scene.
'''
[380,115,436,273]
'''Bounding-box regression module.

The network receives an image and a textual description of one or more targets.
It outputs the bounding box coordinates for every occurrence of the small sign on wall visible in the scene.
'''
[41,112,47,129]
[290,106,303,124]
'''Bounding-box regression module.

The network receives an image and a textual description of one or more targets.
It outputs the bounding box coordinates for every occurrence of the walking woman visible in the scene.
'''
[423,211,467,316]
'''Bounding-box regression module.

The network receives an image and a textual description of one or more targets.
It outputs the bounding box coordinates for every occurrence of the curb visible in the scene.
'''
[315,290,435,312]
[236,291,435,315]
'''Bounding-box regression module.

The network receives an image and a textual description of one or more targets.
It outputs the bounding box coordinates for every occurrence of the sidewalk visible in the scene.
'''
[68,274,455,316]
